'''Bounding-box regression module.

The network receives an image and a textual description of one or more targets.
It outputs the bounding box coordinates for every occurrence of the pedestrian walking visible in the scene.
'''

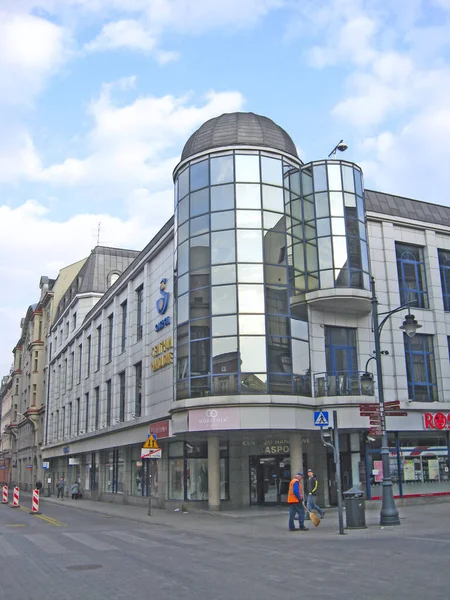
[305,469,325,519]
[35,480,42,491]
[287,472,308,531]
[56,477,65,500]
[71,481,79,500]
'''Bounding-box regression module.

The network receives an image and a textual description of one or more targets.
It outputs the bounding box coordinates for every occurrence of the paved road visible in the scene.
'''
[1,498,448,600]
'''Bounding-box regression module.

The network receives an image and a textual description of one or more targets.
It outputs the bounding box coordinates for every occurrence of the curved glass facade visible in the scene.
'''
[173,151,368,400]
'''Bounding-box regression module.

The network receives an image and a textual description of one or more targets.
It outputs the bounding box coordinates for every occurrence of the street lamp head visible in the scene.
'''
[399,313,422,338]
[360,372,374,395]
[336,141,348,152]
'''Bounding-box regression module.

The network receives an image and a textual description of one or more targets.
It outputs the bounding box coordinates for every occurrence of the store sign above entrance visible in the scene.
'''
[189,407,240,431]
[150,419,170,439]
[423,412,450,430]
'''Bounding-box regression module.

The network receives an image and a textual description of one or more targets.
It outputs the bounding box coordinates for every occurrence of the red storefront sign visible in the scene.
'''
[150,420,170,438]
[423,412,450,430]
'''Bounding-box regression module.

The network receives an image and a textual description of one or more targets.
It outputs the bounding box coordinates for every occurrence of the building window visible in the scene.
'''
[56,410,59,440]
[438,249,450,311]
[108,314,114,362]
[96,325,102,370]
[72,312,77,331]
[404,334,437,402]
[77,344,82,384]
[85,392,90,432]
[38,319,42,340]
[62,406,66,438]
[86,335,91,378]
[63,358,68,391]
[134,362,142,418]
[325,327,357,374]
[34,351,38,372]
[106,379,112,426]
[68,402,72,437]
[396,243,428,308]
[76,398,80,436]
[121,300,127,352]
[94,386,100,430]
[119,371,126,422]
[136,286,144,341]
[69,351,74,389]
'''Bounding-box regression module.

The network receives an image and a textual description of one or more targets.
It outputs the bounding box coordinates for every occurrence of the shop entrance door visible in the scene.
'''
[249,456,290,505]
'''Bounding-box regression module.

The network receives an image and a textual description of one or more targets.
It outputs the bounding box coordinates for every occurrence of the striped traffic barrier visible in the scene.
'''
[10,486,20,508]
[30,489,41,515]
[1,485,8,504]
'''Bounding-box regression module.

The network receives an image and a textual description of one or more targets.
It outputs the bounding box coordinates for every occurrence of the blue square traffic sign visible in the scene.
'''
[314,411,329,427]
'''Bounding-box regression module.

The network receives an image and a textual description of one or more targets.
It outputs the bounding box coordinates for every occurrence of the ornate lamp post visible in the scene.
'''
[361,277,422,526]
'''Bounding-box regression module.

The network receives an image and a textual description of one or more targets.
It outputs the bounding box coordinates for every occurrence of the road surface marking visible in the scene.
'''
[24,533,68,554]
[103,530,159,548]
[36,514,66,527]
[64,532,118,551]
[5,524,26,527]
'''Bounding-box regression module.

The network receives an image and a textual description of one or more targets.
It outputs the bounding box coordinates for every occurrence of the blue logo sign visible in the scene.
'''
[156,279,169,315]
[314,411,329,427]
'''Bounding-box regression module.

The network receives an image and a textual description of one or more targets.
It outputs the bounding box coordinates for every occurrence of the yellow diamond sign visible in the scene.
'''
[142,435,160,449]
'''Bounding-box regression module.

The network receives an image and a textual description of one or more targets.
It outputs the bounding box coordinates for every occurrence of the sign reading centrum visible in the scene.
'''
[151,337,173,371]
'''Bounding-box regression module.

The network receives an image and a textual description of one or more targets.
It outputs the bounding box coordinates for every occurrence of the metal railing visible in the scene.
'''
[314,371,375,397]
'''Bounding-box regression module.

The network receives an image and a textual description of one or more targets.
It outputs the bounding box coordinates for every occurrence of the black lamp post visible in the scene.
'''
[369,277,421,526]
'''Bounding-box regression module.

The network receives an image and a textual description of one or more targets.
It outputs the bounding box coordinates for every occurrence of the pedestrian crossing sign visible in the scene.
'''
[142,435,160,449]
[314,411,329,427]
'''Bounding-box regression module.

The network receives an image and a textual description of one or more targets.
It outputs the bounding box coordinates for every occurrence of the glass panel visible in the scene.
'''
[313,164,327,191]
[236,184,261,209]
[211,155,234,185]
[178,221,189,244]
[267,315,289,337]
[321,270,335,288]
[262,185,284,212]
[291,318,308,339]
[361,241,369,271]
[264,232,286,266]
[190,318,210,340]
[190,160,209,191]
[178,241,189,275]
[264,211,284,230]
[315,192,329,218]
[306,242,318,271]
[212,315,237,337]
[238,284,264,313]
[186,458,209,500]
[342,166,355,192]
[302,169,313,196]
[178,196,189,224]
[168,458,184,499]
[239,337,267,372]
[333,237,348,270]
[239,314,266,335]
[357,195,365,219]
[211,285,237,315]
[213,375,238,395]
[212,337,238,373]
[327,164,342,190]
[190,339,210,375]
[331,217,346,235]
[176,380,189,400]
[330,191,344,216]
[211,264,236,285]
[344,192,356,207]
[236,210,262,228]
[190,288,210,320]
[177,294,189,324]
[317,218,331,237]
[303,196,314,221]
[178,168,189,200]
[238,263,264,283]
[265,264,287,287]
[178,273,189,296]
[289,169,301,197]
[177,323,188,347]
[190,214,209,237]
[237,230,263,262]
[211,184,235,211]
[190,268,210,290]
[211,230,235,264]
[267,336,292,373]
[241,373,267,394]
[355,170,363,196]
[269,374,293,395]
[292,339,310,374]
[211,210,235,231]
[235,154,260,182]
[190,234,210,270]
[359,221,367,241]
[265,286,288,315]
[261,156,282,186]
[190,189,209,217]
[318,237,333,270]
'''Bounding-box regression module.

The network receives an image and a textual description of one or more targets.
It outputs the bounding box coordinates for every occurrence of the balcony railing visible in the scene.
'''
[314,371,375,397]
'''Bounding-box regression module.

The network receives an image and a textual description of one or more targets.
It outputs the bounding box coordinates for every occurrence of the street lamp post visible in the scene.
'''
[368,277,421,527]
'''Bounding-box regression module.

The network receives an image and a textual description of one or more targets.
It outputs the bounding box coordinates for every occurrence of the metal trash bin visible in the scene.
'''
[343,487,366,529]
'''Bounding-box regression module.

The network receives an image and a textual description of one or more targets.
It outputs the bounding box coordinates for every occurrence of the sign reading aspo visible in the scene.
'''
[423,412,450,430]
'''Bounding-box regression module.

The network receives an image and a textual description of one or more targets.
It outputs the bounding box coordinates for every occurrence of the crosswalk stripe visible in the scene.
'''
[63,532,118,551]
[24,534,68,554]
[0,535,20,556]
[103,530,159,548]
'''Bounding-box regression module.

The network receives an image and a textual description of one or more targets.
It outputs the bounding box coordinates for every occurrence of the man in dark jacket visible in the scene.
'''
[305,469,325,519]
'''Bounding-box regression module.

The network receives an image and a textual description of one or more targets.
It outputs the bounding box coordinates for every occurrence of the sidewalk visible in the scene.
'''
[16,491,450,540]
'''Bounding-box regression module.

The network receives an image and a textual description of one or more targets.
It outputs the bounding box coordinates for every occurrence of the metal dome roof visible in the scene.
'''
[180,112,298,162]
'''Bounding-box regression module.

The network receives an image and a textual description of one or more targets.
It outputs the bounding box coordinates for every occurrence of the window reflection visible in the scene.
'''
[191,318,210,340]
[315,192,329,218]
[264,211,284,230]
[211,184,235,212]
[333,236,348,270]
[190,189,209,217]
[265,286,288,315]
[211,264,236,285]
[327,164,342,190]
[190,234,210,270]
[330,192,344,216]
[178,168,189,200]
[239,314,265,335]
[236,184,261,209]
[238,263,264,283]
[342,166,355,192]
[190,214,209,237]
[238,284,264,313]
[267,315,289,336]
[177,294,189,324]
[302,169,313,196]
[190,268,210,290]
[291,318,308,340]
[212,315,237,337]
[239,336,267,373]
[264,264,287,286]
[313,164,327,191]
[211,210,235,231]
[178,221,189,244]
[237,230,263,262]
[177,273,189,296]
[344,193,356,207]
[211,230,236,265]
[262,185,284,212]
[235,155,260,182]
[211,155,234,185]
[317,218,331,237]
[267,336,292,373]
[178,197,189,224]
[178,241,189,274]
[240,373,267,394]
[318,237,332,270]
[269,375,293,395]
[190,339,210,376]
[261,156,282,186]
[211,285,237,315]
[177,344,188,379]
[190,160,209,191]
[292,339,310,374]
[190,288,210,320]
[331,218,346,235]
[236,210,262,229]
[212,337,238,370]
[177,323,188,346]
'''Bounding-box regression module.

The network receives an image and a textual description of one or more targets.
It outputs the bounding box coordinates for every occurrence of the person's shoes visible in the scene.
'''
[299,527,309,531]
[321,512,325,518]
[289,528,299,532]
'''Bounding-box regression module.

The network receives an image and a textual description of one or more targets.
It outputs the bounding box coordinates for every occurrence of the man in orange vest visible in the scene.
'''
[288,472,309,531]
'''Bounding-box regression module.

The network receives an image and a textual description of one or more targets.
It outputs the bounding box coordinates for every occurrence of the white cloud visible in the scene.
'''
[85,19,157,53]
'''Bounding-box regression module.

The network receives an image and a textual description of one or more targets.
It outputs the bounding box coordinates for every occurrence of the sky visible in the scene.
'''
[0,0,449,376]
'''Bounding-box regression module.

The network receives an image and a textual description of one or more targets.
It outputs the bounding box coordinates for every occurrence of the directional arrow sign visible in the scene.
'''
[359,403,380,409]
[385,411,408,417]
[384,401,401,408]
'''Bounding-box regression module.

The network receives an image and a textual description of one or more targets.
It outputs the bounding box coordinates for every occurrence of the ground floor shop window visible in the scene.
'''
[366,432,450,499]
[168,441,229,501]
[102,448,124,493]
